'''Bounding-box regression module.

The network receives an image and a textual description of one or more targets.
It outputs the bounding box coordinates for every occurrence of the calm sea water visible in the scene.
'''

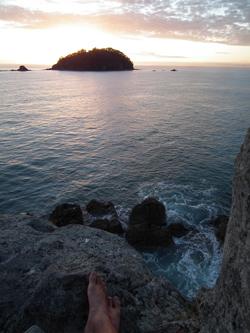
[0,66,250,298]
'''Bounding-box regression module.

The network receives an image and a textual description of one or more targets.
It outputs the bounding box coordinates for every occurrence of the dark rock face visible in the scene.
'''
[24,326,45,333]
[210,215,229,243]
[0,215,197,333]
[90,218,123,235]
[199,128,250,333]
[86,200,116,216]
[17,65,29,71]
[86,200,123,235]
[167,223,191,238]
[126,198,173,247]
[129,197,166,226]
[49,203,83,227]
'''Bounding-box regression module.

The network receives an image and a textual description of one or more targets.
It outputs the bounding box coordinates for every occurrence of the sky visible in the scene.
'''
[0,0,250,66]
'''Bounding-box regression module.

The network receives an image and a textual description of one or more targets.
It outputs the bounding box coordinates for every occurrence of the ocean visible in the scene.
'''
[0,66,250,298]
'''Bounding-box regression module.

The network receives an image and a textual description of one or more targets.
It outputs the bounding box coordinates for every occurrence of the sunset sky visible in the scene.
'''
[0,0,250,66]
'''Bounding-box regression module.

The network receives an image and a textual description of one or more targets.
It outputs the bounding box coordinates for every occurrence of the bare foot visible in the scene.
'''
[87,272,108,316]
[108,296,121,332]
[84,272,120,333]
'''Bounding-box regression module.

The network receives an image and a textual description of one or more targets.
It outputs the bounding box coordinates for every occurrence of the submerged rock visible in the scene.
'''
[210,215,229,243]
[49,203,83,227]
[0,214,197,333]
[167,223,191,238]
[126,198,173,248]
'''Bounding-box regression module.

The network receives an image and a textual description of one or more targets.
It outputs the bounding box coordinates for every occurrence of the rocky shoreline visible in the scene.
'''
[0,129,249,333]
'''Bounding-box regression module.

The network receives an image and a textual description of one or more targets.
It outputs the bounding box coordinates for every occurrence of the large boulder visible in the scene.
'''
[86,200,123,235]
[126,198,173,248]
[86,200,117,216]
[49,203,83,227]
[210,215,229,243]
[129,197,166,226]
[0,214,198,333]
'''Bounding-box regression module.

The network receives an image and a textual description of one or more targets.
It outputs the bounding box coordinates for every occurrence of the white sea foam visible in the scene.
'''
[138,181,223,299]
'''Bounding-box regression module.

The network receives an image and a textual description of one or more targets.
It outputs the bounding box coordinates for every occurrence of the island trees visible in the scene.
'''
[52,48,134,71]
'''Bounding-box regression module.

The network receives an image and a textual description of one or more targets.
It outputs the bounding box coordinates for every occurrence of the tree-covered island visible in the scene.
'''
[51,48,134,71]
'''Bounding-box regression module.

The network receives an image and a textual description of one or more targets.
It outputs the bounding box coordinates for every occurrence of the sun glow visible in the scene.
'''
[0,23,116,65]
[0,21,250,67]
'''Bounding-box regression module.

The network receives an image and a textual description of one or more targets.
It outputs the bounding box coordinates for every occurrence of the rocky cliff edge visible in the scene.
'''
[0,215,198,333]
[199,128,250,332]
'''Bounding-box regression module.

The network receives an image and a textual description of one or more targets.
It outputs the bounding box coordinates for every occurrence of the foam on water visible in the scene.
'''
[137,181,223,299]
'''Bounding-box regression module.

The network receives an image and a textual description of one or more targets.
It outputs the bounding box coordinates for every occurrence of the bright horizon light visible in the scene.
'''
[0,0,250,66]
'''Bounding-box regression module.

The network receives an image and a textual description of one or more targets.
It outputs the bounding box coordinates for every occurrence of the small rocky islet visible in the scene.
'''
[51,48,134,71]
[1,129,250,333]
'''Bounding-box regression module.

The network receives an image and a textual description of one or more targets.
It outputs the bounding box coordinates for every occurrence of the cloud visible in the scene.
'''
[216,51,231,54]
[136,51,190,58]
[0,1,250,45]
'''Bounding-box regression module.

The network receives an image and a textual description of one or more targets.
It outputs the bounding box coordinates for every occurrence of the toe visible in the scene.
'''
[97,275,107,291]
[112,296,121,309]
[89,272,97,284]
[108,296,113,308]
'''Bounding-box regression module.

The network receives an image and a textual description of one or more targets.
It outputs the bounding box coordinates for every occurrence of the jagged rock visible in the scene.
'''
[17,65,29,72]
[86,200,117,216]
[0,214,197,333]
[49,203,83,227]
[24,326,45,333]
[126,224,173,248]
[90,218,123,235]
[167,223,191,238]
[85,200,123,235]
[199,128,250,332]
[129,197,166,226]
[126,198,172,248]
[210,215,229,243]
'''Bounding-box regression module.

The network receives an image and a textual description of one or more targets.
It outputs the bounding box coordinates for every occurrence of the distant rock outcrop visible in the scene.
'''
[17,65,29,71]
[51,48,134,71]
